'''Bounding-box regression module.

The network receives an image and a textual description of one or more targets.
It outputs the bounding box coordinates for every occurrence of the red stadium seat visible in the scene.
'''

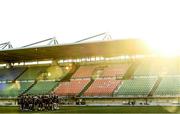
[101,64,130,78]
[84,79,121,96]
[54,79,90,96]
[72,66,96,78]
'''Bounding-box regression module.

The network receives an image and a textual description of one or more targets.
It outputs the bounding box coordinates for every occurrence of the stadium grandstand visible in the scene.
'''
[0,34,179,113]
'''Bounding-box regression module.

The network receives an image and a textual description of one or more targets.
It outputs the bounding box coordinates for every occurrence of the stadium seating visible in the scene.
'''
[0,81,33,97]
[27,81,58,95]
[134,61,159,76]
[157,61,180,75]
[115,77,157,96]
[154,77,180,96]
[72,66,96,78]
[54,79,90,96]
[134,59,180,77]
[84,79,121,96]
[101,64,130,78]
[37,65,67,80]
[17,66,48,80]
[0,67,26,81]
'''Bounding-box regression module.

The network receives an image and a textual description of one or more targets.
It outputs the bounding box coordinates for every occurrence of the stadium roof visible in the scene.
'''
[0,39,152,63]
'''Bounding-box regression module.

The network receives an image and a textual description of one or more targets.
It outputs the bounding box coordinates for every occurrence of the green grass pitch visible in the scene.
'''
[0,106,180,113]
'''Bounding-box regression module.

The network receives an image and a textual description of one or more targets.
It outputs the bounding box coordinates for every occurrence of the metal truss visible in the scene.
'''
[75,32,112,43]
[0,42,13,50]
[22,37,59,48]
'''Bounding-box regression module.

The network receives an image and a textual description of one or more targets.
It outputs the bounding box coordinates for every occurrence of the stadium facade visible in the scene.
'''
[0,39,179,106]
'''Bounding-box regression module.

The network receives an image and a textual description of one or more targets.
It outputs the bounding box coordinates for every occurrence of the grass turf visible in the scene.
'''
[0,106,180,113]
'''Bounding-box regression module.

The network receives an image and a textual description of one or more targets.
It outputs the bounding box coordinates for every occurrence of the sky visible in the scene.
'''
[0,0,180,49]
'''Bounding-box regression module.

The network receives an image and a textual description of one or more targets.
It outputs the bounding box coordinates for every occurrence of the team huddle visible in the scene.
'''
[17,94,59,111]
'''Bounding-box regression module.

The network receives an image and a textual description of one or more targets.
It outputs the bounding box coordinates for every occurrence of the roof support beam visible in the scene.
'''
[22,37,59,47]
[75,33,106,43]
